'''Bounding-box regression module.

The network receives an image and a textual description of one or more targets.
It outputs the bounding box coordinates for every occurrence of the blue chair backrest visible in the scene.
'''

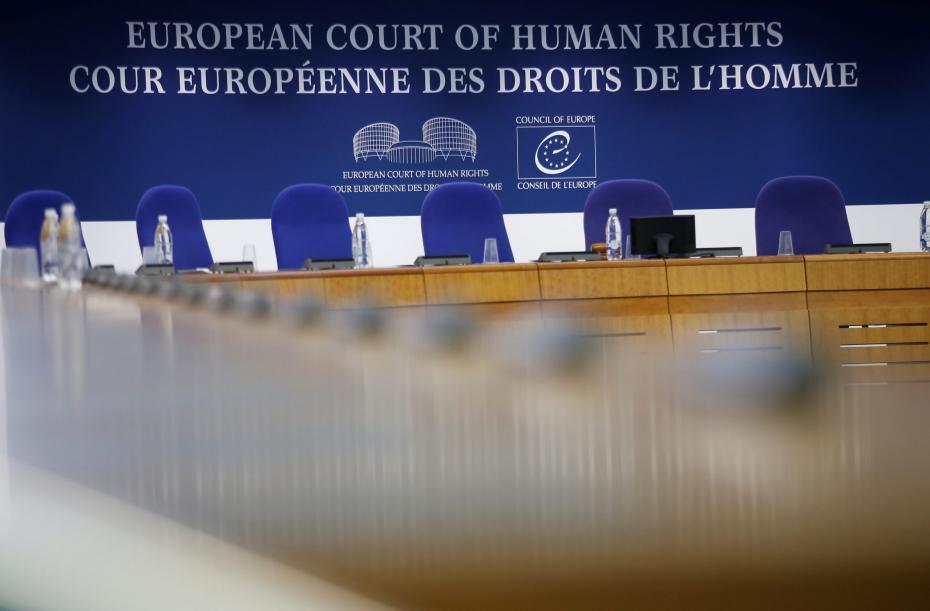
[582,180,674,250]
[420,182,514,263]
[754,176,852,256]
[4,190,81,266]
[136,185,213,270]
[271,184,353,270]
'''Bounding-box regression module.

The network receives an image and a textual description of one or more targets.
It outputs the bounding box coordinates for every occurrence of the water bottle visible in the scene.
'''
[57,203,82,289]
[353,212,373,269]
[921,202,930,252]
[39,208,60,282]
[154,215,173,264]
[605,208,622,261]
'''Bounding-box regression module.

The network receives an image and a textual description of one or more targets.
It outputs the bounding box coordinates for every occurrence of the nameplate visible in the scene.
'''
[211,261,255,274]
[537,251,601,262]
[414,255,471,267]
[304,258,355,271]
[135,263,175,276]
[688,247,744,258]
[825,243,892,254]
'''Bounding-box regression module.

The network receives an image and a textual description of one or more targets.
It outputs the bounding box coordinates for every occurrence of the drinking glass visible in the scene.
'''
[7,248,39,287]
[483,238,499,264]
[142,246,157,265]
[0,249,12,284]
[242,243,257,268]
[777,230,794,256]
[624,234,641,260]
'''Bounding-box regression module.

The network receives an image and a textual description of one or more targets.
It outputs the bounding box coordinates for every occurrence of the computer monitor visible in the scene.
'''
[629,215,696,259]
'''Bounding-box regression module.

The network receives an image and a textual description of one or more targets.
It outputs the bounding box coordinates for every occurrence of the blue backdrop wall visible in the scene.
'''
[2,0,929,221]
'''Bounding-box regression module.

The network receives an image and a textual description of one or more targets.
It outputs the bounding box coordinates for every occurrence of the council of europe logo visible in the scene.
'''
[353,117,477,165]
[516,126,596,180]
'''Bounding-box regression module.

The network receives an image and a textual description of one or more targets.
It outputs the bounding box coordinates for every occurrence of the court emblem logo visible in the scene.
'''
[535,130,582,175]
[353,117,477,165]
[516,125,596,180]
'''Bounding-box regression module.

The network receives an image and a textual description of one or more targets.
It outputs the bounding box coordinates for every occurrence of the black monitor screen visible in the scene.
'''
[629,215,696,258]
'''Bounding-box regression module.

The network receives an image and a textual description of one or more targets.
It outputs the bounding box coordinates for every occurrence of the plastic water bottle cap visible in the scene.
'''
[356,212,364,220]
[158,215,168,223]
[61,203,76,216]
[45,208,58,219]
[608,208,617,215]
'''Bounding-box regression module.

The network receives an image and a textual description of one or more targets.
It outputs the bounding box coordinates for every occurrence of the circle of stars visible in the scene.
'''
[540,135,571,169]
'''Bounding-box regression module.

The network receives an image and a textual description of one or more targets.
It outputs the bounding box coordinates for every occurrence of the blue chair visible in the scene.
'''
[136,186,213,270]
[420,182,514,263]
[4,190,80,266]
[271,184,353,270]
[755,176,852,256]
[582,180,674,250]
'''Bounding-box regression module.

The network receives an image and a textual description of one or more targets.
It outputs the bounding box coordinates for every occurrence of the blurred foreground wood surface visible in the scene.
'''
[2,254,930,609]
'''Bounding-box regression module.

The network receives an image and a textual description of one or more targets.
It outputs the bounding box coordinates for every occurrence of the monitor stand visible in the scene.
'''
[654,233,674,259]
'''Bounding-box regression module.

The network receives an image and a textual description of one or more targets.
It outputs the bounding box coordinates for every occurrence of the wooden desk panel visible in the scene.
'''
[424,302,544,339]
[323,267,426,308]
[541,297,672,352]
[669,293,811,359]
[427,301,542,319]
[181,271,328,301]
[537,260,667,300]
[805,253,930,291]
[666,256,806,296]
[838,363,930,385]
[423,264,541,305]
[807,289,930,383]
